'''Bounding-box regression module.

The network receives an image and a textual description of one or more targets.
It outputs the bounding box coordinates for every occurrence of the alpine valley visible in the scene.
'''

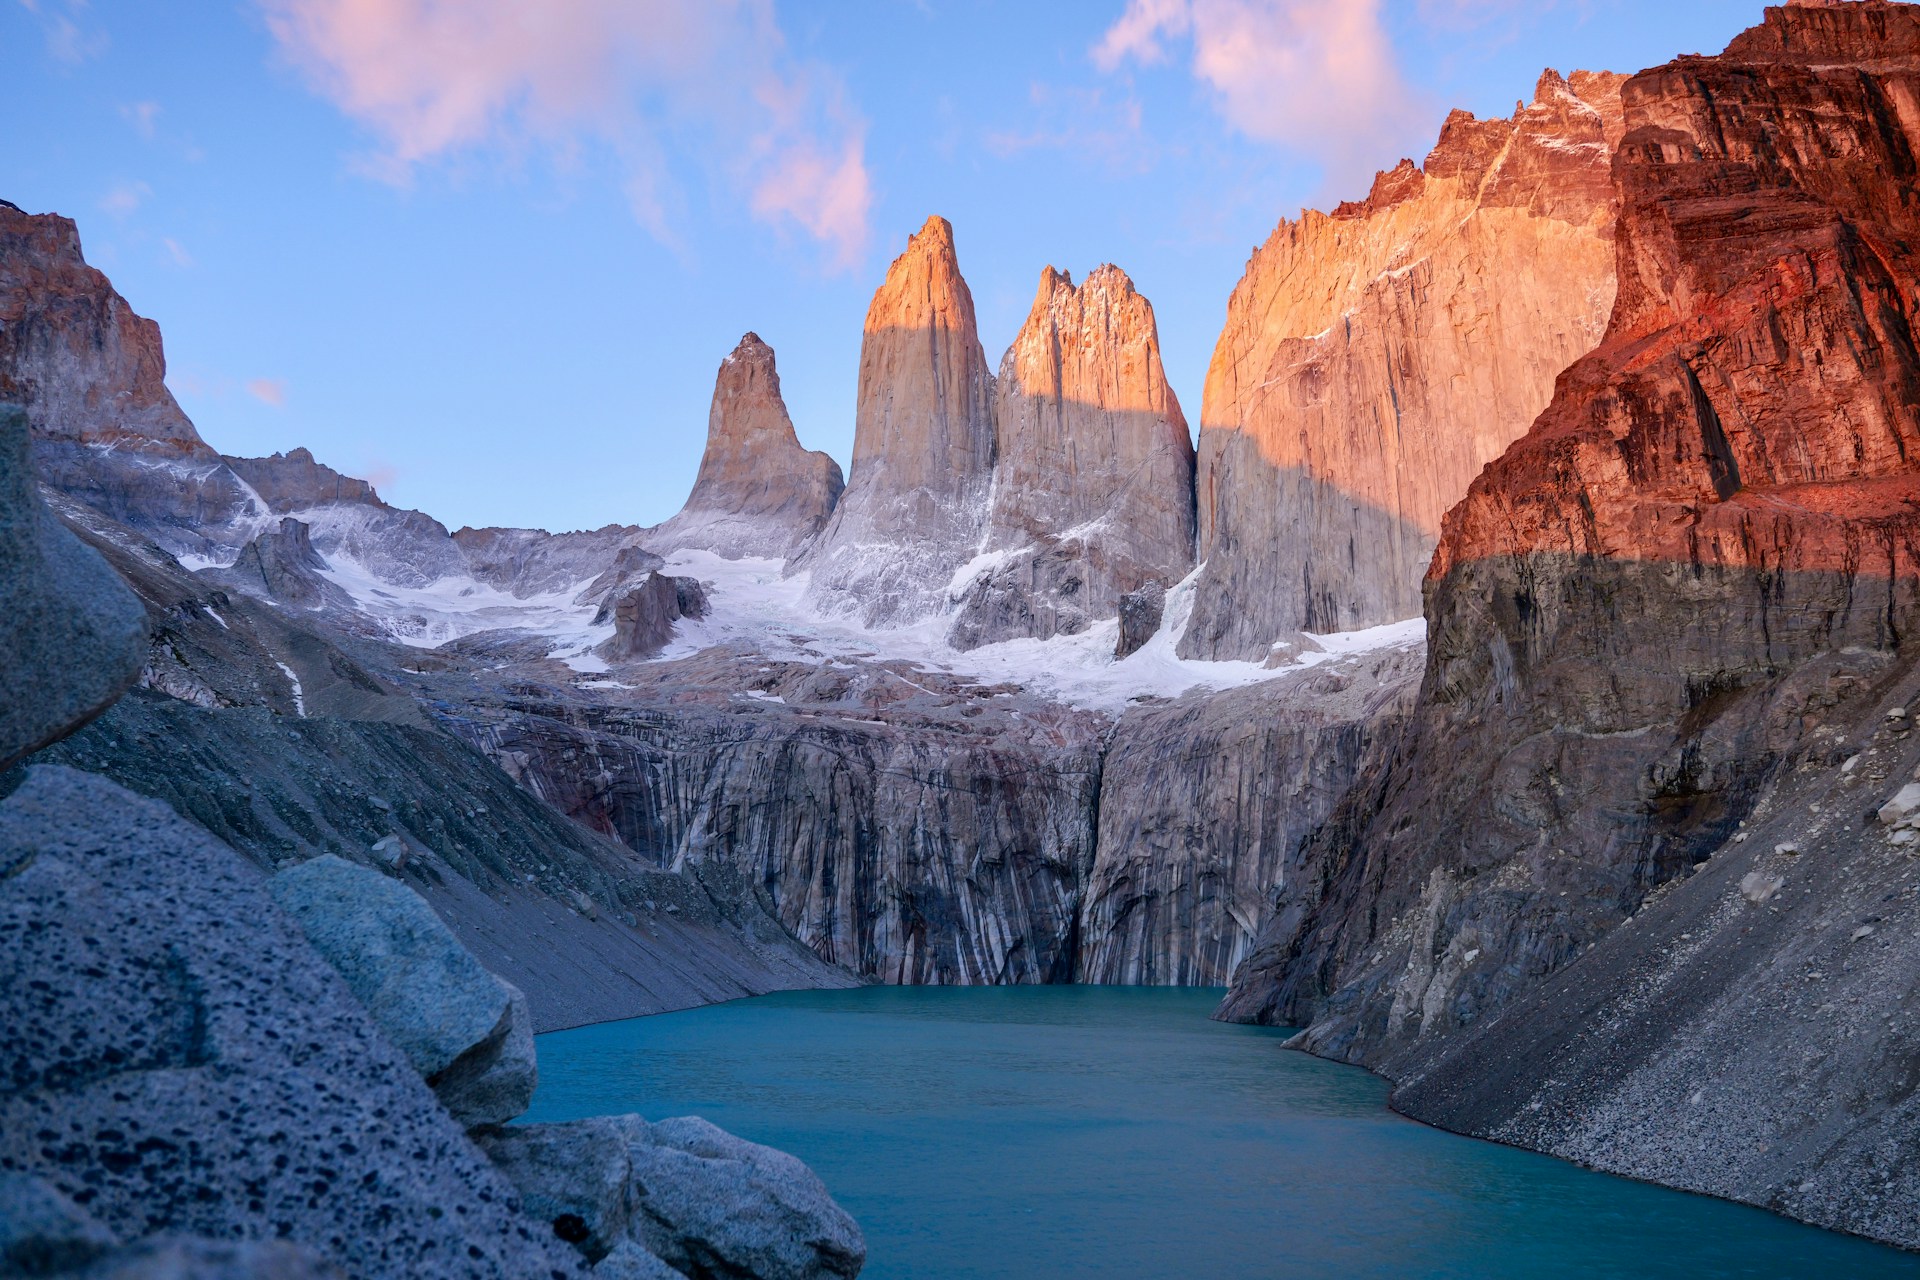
[6,2,1920,1276]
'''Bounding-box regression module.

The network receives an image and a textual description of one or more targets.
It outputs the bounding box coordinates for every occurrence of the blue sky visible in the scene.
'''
[7,0,1761,533]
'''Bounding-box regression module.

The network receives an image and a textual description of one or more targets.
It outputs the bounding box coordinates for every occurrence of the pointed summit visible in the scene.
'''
[647,332,844,560]
[948,262,1194,651]
[796,215,996,626]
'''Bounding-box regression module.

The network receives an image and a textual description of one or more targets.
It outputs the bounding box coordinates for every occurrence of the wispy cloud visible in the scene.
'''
[985,84,1159,175]
[247,377,289,407]
[99,180,151,218]
[120,100,162,138]
[161,237,194,268]
[1093,0,1422,194]
[17,0,107,64]
[257,0,872,268]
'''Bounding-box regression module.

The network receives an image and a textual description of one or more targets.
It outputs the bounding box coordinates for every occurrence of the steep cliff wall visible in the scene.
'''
[647,332,845,560]
[1182,69,1625,658]
[797,216,997,626]
[1220,0,1920,1246]
[1081,649,1420,986]
[949,265,1195,650]
[0,204,266,555]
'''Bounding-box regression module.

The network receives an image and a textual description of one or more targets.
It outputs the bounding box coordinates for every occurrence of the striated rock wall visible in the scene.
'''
[444,654,1108,985]
[948,265,1194,650]
[647,332,844,560]
[1219,1,1920,1247]
[1080,650,1420,986]
[1182,69,1625,658]
[796,216,998,626]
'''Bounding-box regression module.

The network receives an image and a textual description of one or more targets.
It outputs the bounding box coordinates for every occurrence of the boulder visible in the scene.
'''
[1877,782,1920,827]
[629,1116,865,1280]
[0,403,147,771]
[268,855,536,1128]
[593,1241,683,1280]
[1113,582,1166,660]
[0,767,583,1278]
[479,1115,866,1280]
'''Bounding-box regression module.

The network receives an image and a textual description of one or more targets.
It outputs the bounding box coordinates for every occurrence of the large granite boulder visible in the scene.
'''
[478,1115,866,1280]
[594,573,709,663]
[0,767,583,1277]
[268,855,536,1128]
[0,404,146,772]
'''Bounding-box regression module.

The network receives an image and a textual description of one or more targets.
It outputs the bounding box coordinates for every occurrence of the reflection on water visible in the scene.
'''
[527,986,1920,1280]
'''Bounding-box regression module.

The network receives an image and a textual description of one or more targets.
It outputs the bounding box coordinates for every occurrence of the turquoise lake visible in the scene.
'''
[526,986,1920,1279]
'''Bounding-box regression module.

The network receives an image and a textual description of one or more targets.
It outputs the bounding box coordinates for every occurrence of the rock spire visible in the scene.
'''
[948,264,1195,651]
[649,332,844,559]
[795,215,997,626]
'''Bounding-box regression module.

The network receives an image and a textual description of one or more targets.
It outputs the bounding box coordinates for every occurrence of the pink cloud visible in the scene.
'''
[258,0,870,267]
[1094,0,1423,195]
[247,377,288,407]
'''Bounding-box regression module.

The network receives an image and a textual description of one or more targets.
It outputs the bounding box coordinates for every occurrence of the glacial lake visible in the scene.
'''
[527,986,1920,1279]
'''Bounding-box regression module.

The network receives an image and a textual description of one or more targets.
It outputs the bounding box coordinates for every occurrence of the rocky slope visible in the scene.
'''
[645,332,844,559]
[949,265,1195,650]
[28,488,855,1033]
[796,216,998,626]
[1219,0,1920,1247]
[1181,68,1626,659]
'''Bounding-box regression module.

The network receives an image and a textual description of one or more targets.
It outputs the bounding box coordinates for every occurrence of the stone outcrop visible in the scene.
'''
[0,767,590,1278]
[479,1116,866,1280]
[1219,1,1920,1248]
[796,216,996,626]
[595,572,711,663]
[647,333,844,560]
[270,855,537,1129]
[208,515,356,613]
[1181,68,1626,658]
[948,265,1194,649]
[0,205,264,557]
[223,447,385,513]
[1,405,146,772]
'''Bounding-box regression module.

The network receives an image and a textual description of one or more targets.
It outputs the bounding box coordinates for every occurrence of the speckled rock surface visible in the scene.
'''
[269,855,536,1129]
[0,766,584,1278]
[0,405,146,772]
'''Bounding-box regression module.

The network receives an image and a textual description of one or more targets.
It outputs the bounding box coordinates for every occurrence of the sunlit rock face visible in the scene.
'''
[1181,69,1626,659]
[1221,2,1920,1245]
[795,215,998,627]
[948,265,1195,651]
[647,332,844,560]
[0,202,264,555]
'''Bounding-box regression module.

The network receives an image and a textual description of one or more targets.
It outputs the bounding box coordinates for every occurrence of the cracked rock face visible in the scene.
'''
[646,333,844,561]
[1182,68,1625,658]
[948,264,1194,650]
[796,216,997,626]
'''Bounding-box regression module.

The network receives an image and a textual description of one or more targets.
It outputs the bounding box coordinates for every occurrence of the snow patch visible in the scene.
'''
[273,660,306,717]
